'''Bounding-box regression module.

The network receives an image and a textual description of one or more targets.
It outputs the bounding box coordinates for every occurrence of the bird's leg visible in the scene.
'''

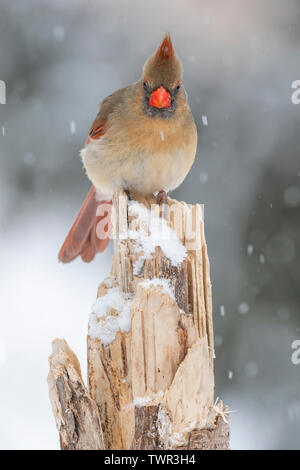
[156,190,168,219]
[124,189,133,201]
[156,190,168,206]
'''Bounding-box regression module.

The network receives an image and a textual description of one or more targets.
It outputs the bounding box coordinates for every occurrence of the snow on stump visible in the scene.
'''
[48,190,230,450]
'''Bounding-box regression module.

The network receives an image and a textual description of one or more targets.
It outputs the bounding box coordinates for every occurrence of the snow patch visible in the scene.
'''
[88,287,131,346]
[128,391,164,409]
[133,396,151,408]
[128,200,186,274]
[140,277,175,301]
[103,276,115,289]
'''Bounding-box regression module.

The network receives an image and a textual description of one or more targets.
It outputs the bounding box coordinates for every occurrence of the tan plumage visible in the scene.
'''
[59,34,197,263]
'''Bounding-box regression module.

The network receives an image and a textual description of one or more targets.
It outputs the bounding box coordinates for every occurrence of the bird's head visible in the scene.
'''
[142,34,183,117]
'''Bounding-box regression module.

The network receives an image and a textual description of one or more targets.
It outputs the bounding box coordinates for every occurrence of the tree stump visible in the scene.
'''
[48,190,230,450]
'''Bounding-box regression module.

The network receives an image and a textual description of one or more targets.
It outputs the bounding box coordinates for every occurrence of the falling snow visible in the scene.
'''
[247,244,254,255]
[214,335,223,347]
[53,24,65,41]
[199,171,208,183]
[70,120,76,134]
[202,115,208,126]
[238,302,249,315]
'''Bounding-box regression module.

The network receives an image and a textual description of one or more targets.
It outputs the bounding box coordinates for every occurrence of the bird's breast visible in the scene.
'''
[81,112,197,197]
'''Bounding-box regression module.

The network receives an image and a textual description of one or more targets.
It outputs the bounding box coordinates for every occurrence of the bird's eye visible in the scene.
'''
[176,84,181,90]
[143,82,148,89]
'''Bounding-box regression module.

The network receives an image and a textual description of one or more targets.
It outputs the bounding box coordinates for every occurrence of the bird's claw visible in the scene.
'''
[124,189,133,201]
[156,190,168,206]
[156,190,168,219]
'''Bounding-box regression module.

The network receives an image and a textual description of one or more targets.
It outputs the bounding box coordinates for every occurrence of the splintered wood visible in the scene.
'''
[48,190,229,450]
[48,339,104,450]
[87,190,229,450]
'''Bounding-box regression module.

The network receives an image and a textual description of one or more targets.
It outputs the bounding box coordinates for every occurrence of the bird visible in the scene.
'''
[58,33,197,263]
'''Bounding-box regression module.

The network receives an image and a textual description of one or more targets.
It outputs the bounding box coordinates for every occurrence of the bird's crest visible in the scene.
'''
[142,33,183,91]
[155,33,174,60]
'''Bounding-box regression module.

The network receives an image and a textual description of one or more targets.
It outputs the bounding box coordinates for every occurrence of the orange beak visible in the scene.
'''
[148,86,171,109]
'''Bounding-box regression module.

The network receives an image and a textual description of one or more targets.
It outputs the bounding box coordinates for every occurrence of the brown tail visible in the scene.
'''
[58,185,112,263]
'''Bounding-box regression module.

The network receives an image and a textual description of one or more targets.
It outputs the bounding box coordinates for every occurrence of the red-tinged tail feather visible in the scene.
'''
[58,185,112,263]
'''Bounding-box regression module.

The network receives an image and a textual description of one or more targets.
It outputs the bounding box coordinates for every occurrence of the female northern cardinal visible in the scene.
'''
[59,34,197,263]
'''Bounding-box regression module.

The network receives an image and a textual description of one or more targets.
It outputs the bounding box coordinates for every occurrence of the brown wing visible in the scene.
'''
[59,86,131,263]
[86,118,106,144]
[85,85,130,145]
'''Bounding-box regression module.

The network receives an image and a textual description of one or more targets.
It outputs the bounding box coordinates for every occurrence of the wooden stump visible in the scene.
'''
[48,339,104,450]
[48,190,230,450]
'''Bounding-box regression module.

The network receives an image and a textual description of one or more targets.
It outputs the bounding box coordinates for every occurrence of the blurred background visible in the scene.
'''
[0,0,299,450]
